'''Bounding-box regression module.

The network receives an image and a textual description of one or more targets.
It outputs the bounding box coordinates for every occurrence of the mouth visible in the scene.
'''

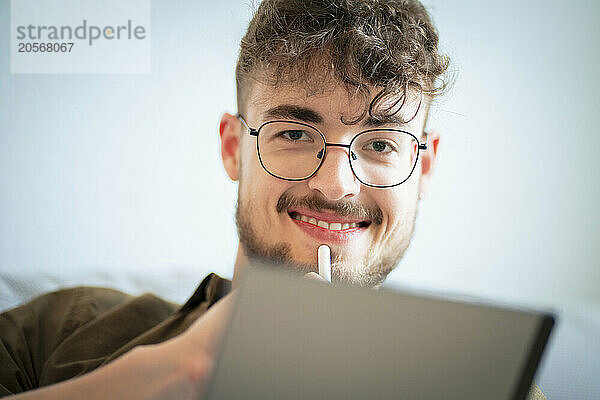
[287,208,371,243]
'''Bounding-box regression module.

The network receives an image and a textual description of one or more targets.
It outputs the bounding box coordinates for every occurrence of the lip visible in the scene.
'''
[287,209,369,244]
[287,207,370,225]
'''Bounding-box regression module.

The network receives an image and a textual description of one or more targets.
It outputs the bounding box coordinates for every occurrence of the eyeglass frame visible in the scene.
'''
[236,113,427,189]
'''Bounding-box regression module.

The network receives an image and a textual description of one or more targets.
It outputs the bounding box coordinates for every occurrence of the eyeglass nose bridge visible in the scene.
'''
[317,142,358,161]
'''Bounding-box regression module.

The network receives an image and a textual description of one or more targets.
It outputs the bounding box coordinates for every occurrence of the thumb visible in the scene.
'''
[303,272,328,282]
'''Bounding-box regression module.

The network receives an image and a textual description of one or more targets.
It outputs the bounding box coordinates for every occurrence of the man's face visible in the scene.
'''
[232,80,429,287]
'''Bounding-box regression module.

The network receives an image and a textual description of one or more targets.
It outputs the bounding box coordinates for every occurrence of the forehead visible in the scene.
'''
[245,79,427,130]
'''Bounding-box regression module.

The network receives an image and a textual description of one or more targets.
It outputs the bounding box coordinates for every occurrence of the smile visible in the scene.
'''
[289,212,368,231]
[287,209,371,243]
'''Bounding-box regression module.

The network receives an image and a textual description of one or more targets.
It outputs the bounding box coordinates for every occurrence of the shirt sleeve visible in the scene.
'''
[0,287,129,397]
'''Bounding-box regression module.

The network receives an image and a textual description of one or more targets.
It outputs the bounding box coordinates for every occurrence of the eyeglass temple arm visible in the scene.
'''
[236,113,258,136]
[419,132,428,150]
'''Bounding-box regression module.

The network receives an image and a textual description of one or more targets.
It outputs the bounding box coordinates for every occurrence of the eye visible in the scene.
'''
[277,130,313,142]
[363,140,396,153]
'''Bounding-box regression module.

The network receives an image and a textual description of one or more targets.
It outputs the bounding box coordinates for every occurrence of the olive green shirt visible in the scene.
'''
[0,273,546,399]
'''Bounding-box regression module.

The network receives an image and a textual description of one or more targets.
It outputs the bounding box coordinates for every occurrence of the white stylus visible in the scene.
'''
[318,244,331,282]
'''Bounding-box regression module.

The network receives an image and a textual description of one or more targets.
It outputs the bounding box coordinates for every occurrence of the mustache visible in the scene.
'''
[276,192,383,225]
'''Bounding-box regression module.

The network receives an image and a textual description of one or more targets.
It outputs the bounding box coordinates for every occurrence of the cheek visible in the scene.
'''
[239,138,258,181]
[239,142,277,204]
[377,188,417,229]
[238,153,291,222]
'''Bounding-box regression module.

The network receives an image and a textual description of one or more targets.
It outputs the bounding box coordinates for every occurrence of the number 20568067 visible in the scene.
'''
[18,42,74,52]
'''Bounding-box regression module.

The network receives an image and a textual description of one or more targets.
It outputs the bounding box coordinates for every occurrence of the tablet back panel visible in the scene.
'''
[204,267,554,400]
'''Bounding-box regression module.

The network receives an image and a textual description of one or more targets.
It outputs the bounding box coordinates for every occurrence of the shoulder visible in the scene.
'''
[0,286,182,394]
[1,286,132,326]
[0,287,137,394]
[2,286,181,344]
[0,286,144,366]
[1,286,134,331]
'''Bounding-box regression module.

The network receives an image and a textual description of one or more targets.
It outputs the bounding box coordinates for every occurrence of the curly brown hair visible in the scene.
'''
[236,0,451,124]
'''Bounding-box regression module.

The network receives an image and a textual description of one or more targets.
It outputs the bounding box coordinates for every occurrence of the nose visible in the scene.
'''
[307,145,360,201]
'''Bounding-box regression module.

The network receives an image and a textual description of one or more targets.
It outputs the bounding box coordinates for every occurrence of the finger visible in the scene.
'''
[303,272,327,282]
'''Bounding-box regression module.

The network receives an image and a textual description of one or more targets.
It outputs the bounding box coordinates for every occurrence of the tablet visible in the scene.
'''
[203,266,554,400]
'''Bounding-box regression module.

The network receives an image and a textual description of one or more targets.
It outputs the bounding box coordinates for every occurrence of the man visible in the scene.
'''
[0,0,547,399]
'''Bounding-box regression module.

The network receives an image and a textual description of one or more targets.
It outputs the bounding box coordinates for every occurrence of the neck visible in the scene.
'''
[232,242,250,290]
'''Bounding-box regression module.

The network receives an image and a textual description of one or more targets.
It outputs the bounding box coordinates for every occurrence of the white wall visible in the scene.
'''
[395,0,600,307]
[1,1,598,399]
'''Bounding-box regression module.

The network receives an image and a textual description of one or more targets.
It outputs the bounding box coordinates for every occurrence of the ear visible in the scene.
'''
[219,113,242,181]
[418,130,440,197]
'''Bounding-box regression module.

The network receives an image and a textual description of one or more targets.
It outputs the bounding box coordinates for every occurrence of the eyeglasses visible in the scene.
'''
[236,114,427,188]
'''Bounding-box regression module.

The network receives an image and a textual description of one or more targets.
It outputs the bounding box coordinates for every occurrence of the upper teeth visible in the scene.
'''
[291,213,359,230]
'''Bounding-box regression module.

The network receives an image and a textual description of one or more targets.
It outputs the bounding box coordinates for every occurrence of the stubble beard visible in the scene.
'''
[235,189,418,288]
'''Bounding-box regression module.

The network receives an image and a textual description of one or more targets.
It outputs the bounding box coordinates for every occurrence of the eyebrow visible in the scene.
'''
[262,105,324,124]
[262,104,409,128]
